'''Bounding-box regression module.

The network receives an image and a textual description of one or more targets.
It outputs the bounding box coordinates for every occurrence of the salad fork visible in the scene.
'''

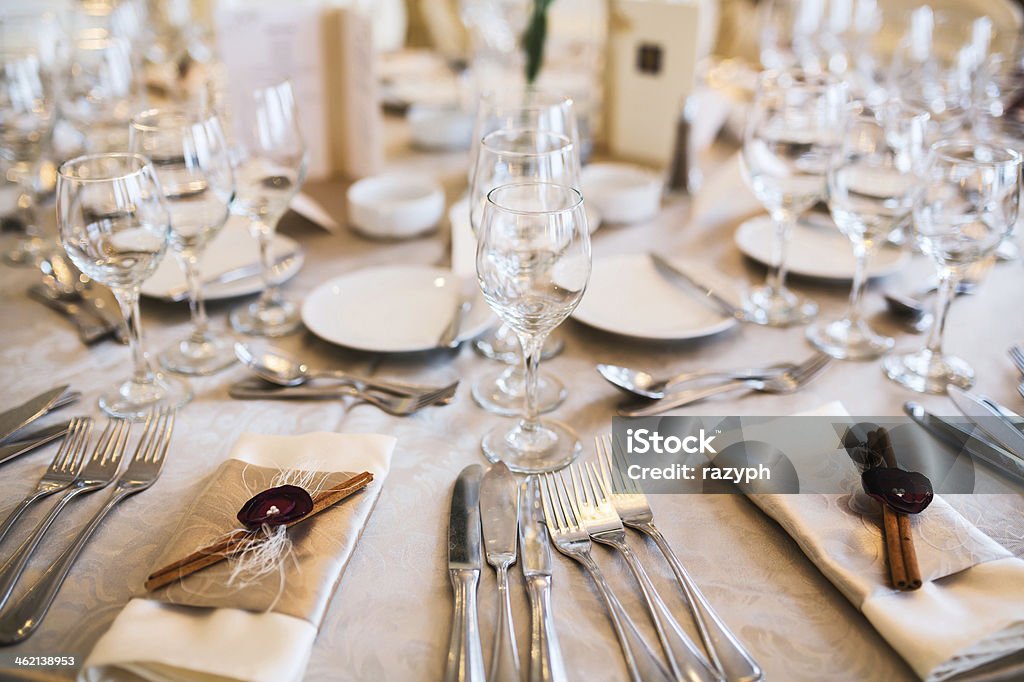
[539,472,673,682]
[597,436,763,682]
[568,463,721,682]
[0,417,93,546]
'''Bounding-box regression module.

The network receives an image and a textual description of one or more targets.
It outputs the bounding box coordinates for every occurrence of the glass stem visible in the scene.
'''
[847,240,871,325]
[183,253,209,344]
[518,332,545,432]
[255,221,278,309]
[116,287,155,385]
[766,213,793,295]
[925,270,958,357]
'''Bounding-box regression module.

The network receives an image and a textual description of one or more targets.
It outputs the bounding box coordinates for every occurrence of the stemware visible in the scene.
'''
[808,106,929,359]
[57,153,192,418]
[740,68,847,326]
[476,182,591,473]
[227,80,308,337]
[469,128,580,416]
[129,107,236,375]
[884,141,1021,393]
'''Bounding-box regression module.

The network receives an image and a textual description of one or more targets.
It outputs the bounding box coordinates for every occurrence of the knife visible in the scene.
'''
[649,253,742,320]
[948,386,1024,458]
[28,285,114,345]
[0,422,70,466]
[445,465,486,682]
[164,249,303,302]
[906,401,1024,484]
[519,477,568,682]
[0,386,69,444]
[48,252,129,344]
[479,462,520,682]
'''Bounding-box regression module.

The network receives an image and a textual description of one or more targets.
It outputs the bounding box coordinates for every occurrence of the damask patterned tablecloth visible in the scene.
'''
[1,120,1022,681]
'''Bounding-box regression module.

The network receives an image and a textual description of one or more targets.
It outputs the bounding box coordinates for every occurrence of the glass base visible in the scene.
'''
[883,349,974,394]
[160,333,237,376]
[3,235,46,267]
[99,373,193,420]
[230,297,301,337]
[472,365,567,416]
[481,419,581,473]
[807,317,894,360]
[474,324,564,363]
[743,285,817,327]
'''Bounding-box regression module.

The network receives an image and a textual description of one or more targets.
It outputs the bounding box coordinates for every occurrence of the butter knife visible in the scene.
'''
[0,386,69,444]
[445,465,485,682]
[948,386,1024,458]
[28,285,113,345]
[520,477,568,682]
[649,253,742,320]
[480,462,521,682]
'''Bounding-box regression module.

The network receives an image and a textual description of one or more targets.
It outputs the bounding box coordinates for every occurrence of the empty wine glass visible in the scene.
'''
[57,153,192,418]
[477,182,590,472]
[469,128,580,416]
[61,32,141,152]
[884,141,1021,393]
[227,80,307,337]
[741,68,847,326]
[808,106,929,359]
[129,107,236,375]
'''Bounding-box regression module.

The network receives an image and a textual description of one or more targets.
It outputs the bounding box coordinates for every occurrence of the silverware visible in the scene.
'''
[438,298,471,349]
[568,462,721,682]
[650,253,743,320]
[479,462,520,682]
[883,281,975,329]
[28,284,114,345]
[539,472,673,682]
[596,436,763,682]
[0,386,70,444]
[0,422,71,467]
[519,477,568,682]
[165,249,303,302]
[0,418,92,547]
[1009,345,1024,377]
[228,379,458,416]
[904,402,1024,484]
[45,252,128,343]
[597,362,795,400]
[948,386,1024,458]
[619,353,831,417]
[0,409,175,644]
[445,465,486,682]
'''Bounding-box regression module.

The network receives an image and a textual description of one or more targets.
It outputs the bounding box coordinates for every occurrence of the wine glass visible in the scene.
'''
[57,153,192,418]
[740,68,847,326]
[807,106,929,359]
[476,182,591,472]
[884,141,1021,393]
[227,80,307,337]
[469,128,580,416]
[129,107,236,375]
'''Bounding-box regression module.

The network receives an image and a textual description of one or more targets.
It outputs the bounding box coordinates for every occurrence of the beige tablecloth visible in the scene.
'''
[0,117,1022,681]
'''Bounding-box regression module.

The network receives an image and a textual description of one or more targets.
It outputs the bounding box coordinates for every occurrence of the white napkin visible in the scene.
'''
[80,432,395,682]
[289,193,340,233]
[749,403,1024,681]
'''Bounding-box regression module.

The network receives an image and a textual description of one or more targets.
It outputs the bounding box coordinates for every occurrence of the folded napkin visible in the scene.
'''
[81,432,395,682]
[748,404,1024,681]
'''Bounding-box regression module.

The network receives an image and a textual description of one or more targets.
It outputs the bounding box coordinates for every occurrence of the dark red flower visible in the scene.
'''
[237,485,314,530]
[861,467,934,515]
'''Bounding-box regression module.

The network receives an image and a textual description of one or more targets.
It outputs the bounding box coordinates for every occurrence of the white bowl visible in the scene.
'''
[581,162,663,224]
[347,174,445,239]
[408,105,474,151]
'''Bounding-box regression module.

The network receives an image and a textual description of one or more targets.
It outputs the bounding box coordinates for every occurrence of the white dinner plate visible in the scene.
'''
[141,216,303,301]
[301,265,495,353]
[734,214,910,282]
[571,254,739,341]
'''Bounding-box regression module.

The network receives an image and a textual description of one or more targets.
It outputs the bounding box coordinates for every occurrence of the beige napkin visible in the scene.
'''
[80,432,395,682]
[749,404,1024,681]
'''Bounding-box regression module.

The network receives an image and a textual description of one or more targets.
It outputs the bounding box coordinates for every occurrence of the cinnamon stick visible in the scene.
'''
[881,505,908,590]
[872,428,921,591]
[145,471,374,591]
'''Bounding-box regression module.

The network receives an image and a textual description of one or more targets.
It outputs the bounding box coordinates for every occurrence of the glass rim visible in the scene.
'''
[757,67,844,91]
[485,182,584,217]
[929,140,1022,168]
[129,106,217,131]
[479,128,574,157]
[58,152,154,183]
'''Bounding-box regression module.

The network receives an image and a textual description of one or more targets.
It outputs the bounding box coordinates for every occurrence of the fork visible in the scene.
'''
[229,381,457,416]
[597,436,764,682]
[620,353,831,417]
[569,463,722,682]
[0,418,130,610]
[0,418,93,547]
[1009,346,1024,377]
[0,409,175,644]
[539,473,674,682]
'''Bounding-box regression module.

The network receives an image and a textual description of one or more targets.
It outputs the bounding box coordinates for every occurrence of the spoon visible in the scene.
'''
[884,280,977,319]
[597,361,795,400]
[234,342,453,398]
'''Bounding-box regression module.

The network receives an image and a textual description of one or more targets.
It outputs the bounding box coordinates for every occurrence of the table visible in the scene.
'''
[1,117,1022,681]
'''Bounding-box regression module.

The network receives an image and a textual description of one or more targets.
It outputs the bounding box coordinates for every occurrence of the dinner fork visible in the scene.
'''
[539,473,674,682]
[229,381,457,416]
[597,436,764,682]
[568,463,722,682]
[620,353,832,417]
[1009,346,1024,377]
[0,408,175,644]
[0,418,130,610]
[0,417,93,547]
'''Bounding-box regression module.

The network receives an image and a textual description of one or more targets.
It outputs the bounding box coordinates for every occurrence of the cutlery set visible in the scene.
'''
[0,386,80,466]
[446,447,763,682]
[31,254,128,345]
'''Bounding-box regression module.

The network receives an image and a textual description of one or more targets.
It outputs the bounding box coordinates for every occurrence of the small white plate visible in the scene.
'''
[141,217,303,301]
[571,254,739,340]
[734,214,910,282]
[301,265,495,353]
